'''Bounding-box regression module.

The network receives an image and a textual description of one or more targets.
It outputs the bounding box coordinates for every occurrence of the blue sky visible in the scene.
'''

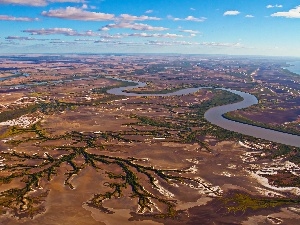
[0,0,300,56]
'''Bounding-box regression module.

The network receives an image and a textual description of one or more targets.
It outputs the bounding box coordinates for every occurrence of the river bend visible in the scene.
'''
[107,78,300,147]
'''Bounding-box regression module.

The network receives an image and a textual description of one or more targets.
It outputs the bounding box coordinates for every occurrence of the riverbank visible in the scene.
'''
[107,78,300,147]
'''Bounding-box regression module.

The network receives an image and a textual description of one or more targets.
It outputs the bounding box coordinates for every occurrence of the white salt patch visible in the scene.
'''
[250,172,300,195]
[153,180,174,198]
[0,115,40,128]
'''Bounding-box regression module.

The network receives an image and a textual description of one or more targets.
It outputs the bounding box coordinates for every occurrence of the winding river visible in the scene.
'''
[107,78,300,147]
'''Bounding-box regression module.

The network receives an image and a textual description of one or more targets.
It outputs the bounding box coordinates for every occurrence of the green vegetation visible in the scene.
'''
[269,144,300,164]
[1,77,298,220]
[188,90,250,141]
[188,89,243,114]
[0,104,39,123]
[222,192,300,213]
[127,90,262,150]
[263,171,300,188]
[124,87,183,94]
[224,112,300,136]
[0,94,125,123]
[132,115,180,129]
[0,123,220,218]
[125,83,220,95]
[0,100,81,123]
[92,79,137,94]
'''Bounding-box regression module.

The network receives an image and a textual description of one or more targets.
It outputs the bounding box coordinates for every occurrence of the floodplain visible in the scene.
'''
[0,54,299,225]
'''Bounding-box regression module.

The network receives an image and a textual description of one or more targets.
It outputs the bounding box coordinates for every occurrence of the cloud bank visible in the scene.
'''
[0,15,39,21]
[42,7,115,21]
[271,5,300,18]
[168,15,206,22]
[223,10,240,16]
[100,22,168,31]
[266,4,283,9]
[0,0,84,6]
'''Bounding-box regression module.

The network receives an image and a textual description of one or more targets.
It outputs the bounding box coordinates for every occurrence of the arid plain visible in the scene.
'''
[0,55,299,225]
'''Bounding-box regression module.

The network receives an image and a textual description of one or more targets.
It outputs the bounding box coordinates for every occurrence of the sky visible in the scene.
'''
[0,0,300,56]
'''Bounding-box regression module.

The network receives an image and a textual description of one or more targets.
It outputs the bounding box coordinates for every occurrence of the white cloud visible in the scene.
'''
[94,40,144,46]
[0,0,47,6]
[23,28,76,35]
[128,33,151,37]
[0,0,84,6]
[118,14,160,21]
[0,15,39,21]
[99,34,124,39]
[266,4,283,9]
[101,27,110,31]
[271,5,300,18]
[190,8,196,11]
[87,32,184,39]
[49,0,85,2]
[5,36,51,42]
[116,41,145,46]
[80,30,99,36]
[163,33,183,38]
[185,16,206,22]
[128,33,183,38]
[167,15,178,20]
[201,42,242,47]
[23,28,103,37]
[94,39,115,43]
[42,7,115,21]
[245,15,254,18]
[100,22,168,31]
[5,36,35,40]
[41,7,161,22]
[145,10,153,14]
[168,15,206,22]
[146,40,199,46]
[49,40,77,45]
[74,39,95,41]
[180,29,200,34]
[223,10,240,16]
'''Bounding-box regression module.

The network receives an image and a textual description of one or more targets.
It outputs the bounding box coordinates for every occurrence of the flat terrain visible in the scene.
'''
[0,55,299,225]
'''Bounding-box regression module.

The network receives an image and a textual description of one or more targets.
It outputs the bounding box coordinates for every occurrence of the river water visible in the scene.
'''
[204,89,300,147]
[107,78,207,96]
[286,61,300,75]
[107,78,300,147]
